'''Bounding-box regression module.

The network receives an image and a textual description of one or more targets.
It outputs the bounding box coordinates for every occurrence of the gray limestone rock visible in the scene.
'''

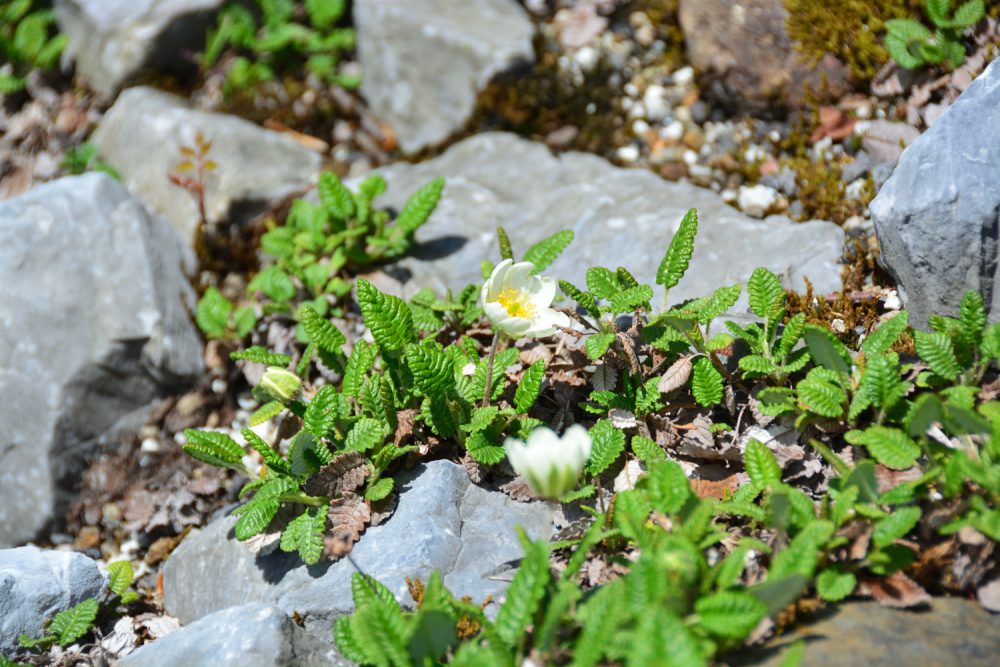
[0,174,202,546]
[163,460,553,642]
[92,86,322,248]
[870,59,1000,329]
[0,546,106,658]
[355,0,535,154]
[357,132,844,301]
[735,598,1000,667]
[54,0,227,96]
[117,603,351,667]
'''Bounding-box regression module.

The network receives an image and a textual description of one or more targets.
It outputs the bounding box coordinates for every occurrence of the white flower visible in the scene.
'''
[505,425,592,499]
[481,259,570,339]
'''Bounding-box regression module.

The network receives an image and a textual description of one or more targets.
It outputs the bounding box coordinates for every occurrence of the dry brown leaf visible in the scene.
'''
[500,477,538,503]
[658,356,692,394]
[461,453,486,484]
[394,408,418,446]
[369,493,398,527]
[303,451,368,497]
[976,577,1000,612]
[874,464,923,494]
[810,106,856,143]
[690,474,743,500]
[591,362,617,392]
[859,572,931,609]
[324,492,371,559]
[609,408,638,429]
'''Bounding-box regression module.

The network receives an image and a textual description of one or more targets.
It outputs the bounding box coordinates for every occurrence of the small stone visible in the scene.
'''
[672,66,694,86]
[632,119,650,137]
[643,84,671,121]
[737,184,780,218]
[140,438,161,453]
[683,149,700,166]
[831,318,847,334]
[883,290,902,311]
[845,178,868,201]
[74,525,102,550]
[617,144,640,163]
[662,119,685,142]
[721,188,738,203]
[573,46,600,72]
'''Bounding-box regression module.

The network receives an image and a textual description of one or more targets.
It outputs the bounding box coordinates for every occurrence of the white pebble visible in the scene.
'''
[883,290,902,311]
[642,84,671,121]
[682,149,699,166]
[140,438,161,453]
[845,179,868,201]
[211,378,227,394]
[737,184,780,218]
[574,46,599,72]
[768,130,781,143]
[721,188,738,203]
[624,82,640,97]
[743,144,767,163]
[672,66,694,86]
[662,119,684,141]
[617,144,640,162]
[632,119,650,136]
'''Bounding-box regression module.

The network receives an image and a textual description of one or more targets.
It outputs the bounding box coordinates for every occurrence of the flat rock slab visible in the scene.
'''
[870,58,1000,329]
[118,603,351,667]
[366,133,844,301]
[93,86,322,248]
[356,0,534,154]
[0,174,202,546]
[55,0,227,96]
[163,460,552,642]
[737,598,1000,667]
[0,546,106,658]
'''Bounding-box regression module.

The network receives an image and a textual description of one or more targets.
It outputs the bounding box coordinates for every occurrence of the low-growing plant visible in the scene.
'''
[16,561,139,656]
[885,0,984,69]
[0,0,67,93]
[59,142,121,179]
[201,0,357,98]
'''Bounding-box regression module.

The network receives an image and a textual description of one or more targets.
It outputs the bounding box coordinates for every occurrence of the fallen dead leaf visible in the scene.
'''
[859,572,931,609]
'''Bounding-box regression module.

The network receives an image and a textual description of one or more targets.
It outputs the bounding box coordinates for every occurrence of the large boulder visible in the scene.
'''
[737,598,1000,666]
[677,0,849,111]
[0,546,106,658]
[355,0,535,154]
[870,59,1000,329]
[0,174,202,546]
[359,132,844,301]
[92,86,322,248]
[54,0,227,96]
[163,460,553,641]
[118,603,350,667]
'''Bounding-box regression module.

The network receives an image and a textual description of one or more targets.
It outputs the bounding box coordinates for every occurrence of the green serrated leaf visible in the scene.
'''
[645,460,691,514]
[586,420,626,475]
[182,429,246,470]
[695,591,768,639]
[914,330,961,380]
[768,520,834,580]
[872,506,922,548]
[365,476,394,502]
[494,534,551,645]
[632,434,666,464]
[610,284,654,313]
[496,226,514,261]
[657,208,698,290]
[691,357,724,407]
[48,598,99,646]
[195,286,232,338]
[514,359,546,412]
[585,333,616,361]
[300,306,347,354]
[345,417,390,452]
[845,426,921,470]
[106,561,134,597]
[803,324,852,377]
[586,267,620,300]
[796,367,847,418]
[862,310,909,357]
[816,568,857,602]
[523,230,574,272]
[357,279,414,352]
[748,267,784,320]
[559,279,600,319]
[318,171,356,220]
[396,177,444,235]
[230,346,292,367]
[745,438,782,488]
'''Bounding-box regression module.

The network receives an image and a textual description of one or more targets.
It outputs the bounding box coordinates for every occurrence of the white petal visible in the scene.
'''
[496,315,533,338]
[486,259,514,301]
[503,262,535,290]
[504,438,529,476]
[530,276,557,308]
[483,301,509,326]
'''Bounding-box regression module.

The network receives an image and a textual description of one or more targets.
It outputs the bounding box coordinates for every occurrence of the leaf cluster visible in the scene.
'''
[0,0,67,93]
[884,0,983,69]
[201,0,358,97]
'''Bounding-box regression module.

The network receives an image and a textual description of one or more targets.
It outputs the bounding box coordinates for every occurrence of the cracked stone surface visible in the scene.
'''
[162,460,553,642]
[54,0,228,96]
[0,174,202,546]
[355,0,535,153]
[0,546,106,657]
[353,133,845,303]
[118,603,351,667]
[92,86,321,248]
[871,58,1000,329]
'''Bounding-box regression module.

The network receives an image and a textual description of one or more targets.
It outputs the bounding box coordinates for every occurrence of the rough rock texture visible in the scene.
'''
[117,603,351,667]
[0,174,202,546]
[0,546,106,657]
[736,598,1000,666]
[355,0,535,154]
[360,133,844,300]
[92,87,322,247]
[870,59,1000,329]
[54,0,227,96]
[163,461,553,641]
[678,0,849,111]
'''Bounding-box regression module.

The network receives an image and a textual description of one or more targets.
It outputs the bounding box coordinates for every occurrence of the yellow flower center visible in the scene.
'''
[497,287,536,319]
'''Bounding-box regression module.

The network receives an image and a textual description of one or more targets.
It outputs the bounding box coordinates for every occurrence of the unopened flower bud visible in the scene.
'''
[259,367,301,403]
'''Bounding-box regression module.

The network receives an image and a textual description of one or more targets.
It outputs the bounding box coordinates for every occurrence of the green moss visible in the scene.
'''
[784,0,924,82]
[629,0,686,69]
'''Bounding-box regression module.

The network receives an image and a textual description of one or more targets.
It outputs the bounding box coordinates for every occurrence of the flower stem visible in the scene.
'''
[482,331,502,408]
